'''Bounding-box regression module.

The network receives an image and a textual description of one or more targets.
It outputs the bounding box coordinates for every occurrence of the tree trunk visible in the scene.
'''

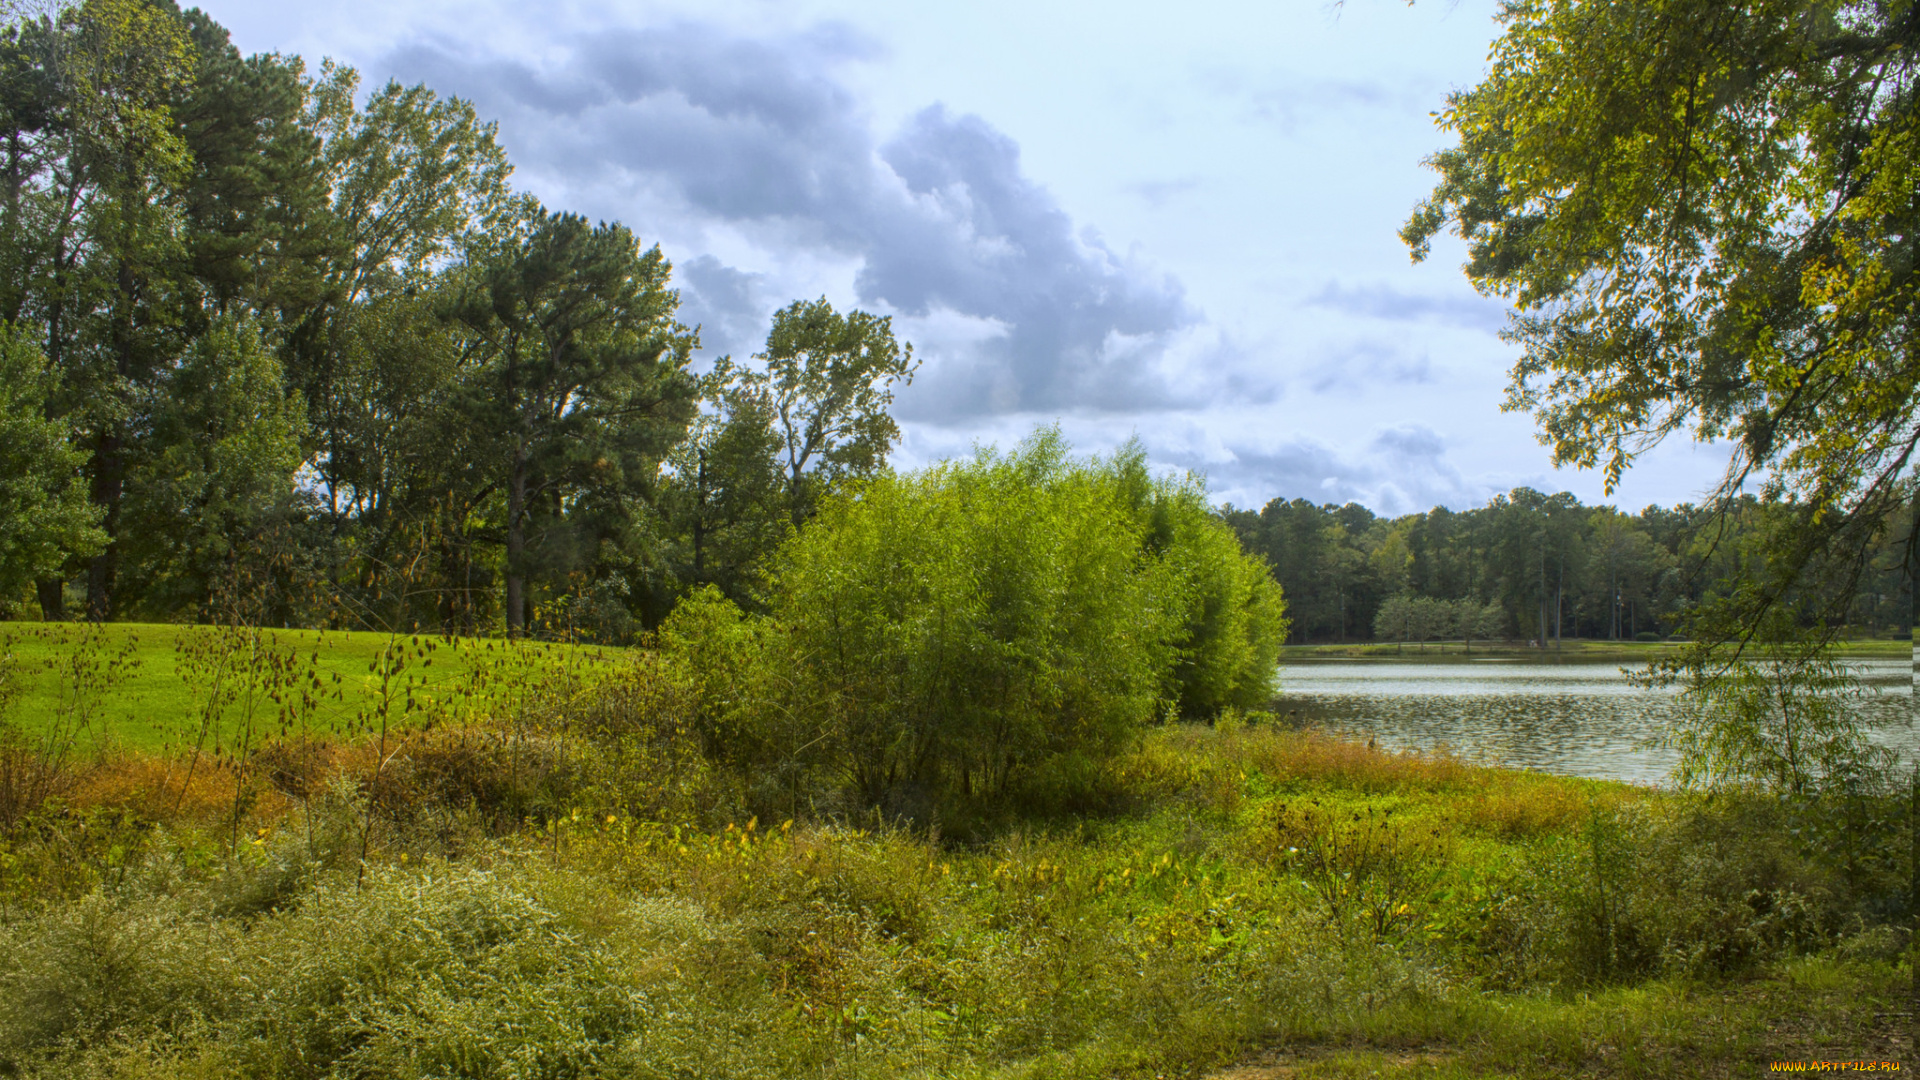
[35,578,64,621]
[692,447,708,583]
[1554,569,1564,649]
[1537,545,1548,649]
[506,442,526,636]
[1909,495,1917,1060]
[85,428,123,622]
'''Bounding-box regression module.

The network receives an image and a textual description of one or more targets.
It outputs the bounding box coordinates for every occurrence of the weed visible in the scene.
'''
[1270,797,1453,942]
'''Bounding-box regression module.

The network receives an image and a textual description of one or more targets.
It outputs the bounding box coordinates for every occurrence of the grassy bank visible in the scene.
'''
[0,676,1905,1078]
[1281,637,1913,660]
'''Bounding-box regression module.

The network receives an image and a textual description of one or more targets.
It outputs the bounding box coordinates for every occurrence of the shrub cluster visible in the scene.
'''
[659,430,1287,825]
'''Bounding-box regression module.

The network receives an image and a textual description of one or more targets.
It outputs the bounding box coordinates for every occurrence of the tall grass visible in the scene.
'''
[0,635,1906,1078]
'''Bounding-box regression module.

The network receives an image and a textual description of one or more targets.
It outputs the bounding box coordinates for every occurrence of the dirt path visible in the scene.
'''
[1203,1048,1453,1080]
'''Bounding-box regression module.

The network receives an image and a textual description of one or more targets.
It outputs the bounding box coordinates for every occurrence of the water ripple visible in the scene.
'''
[1274,656,1915,787]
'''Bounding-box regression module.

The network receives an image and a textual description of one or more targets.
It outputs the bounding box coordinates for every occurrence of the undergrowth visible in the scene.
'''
[0,622,1905,1079]
[0,648,1904,1079]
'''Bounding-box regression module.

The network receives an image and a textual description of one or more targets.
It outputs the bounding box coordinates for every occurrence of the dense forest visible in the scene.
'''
[0,0,919,641]
[1227,491,1913,646]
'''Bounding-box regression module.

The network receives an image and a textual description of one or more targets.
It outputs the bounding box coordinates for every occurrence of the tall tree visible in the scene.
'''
[38,0,194,619]
[1403,3,1916,1037]
[739,298,917,527]
[654,370,787,612]
[0,1,328,620]
[115,315,305,617]
[168,8,328,327]
[1403,0,1918,634]
[0,323,101,606]
[293,64,512,534]
[451,208,696,635]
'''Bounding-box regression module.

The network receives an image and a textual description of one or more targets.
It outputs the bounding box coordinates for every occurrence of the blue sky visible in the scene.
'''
[215,0,1734,515]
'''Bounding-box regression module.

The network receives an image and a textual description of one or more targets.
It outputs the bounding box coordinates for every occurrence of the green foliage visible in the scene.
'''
[117,317,307,616]
[1405,0,1917,499]
[653,385,789,612]
[650,298,918,620]
[0,326,102,607]
[657,585,779,770]
[775,429,1175,809]
[1403,0,1918,662]
[1445,797,1863,989]
[1270,797,1451,943]
[1229,485,1913,646]
[1660,650,1897,798]
[450,206,698,634]
[1127,463,1290,716]
[749,297,917,526]
[1371,594,1503,648]
[657,430,1286,818]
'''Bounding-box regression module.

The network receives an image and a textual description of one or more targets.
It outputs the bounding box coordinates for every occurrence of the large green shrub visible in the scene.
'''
[1125,466,1290,717]
[660,429,1287,817]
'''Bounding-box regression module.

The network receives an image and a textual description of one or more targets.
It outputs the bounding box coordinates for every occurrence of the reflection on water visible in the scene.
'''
[1275,655,1915,787]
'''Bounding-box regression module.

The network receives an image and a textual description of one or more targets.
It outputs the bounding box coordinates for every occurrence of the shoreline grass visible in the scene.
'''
[1281,637,1912,660]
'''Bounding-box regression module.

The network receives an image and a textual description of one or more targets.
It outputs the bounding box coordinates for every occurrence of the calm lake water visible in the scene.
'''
[1274,654,1917,786]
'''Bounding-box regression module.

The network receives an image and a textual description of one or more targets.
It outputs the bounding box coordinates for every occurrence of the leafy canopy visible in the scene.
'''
[0,326,102,599]
[1405,0,1917,510]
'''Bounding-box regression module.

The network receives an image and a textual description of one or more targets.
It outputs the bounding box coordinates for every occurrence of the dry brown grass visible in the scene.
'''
[58,724,579,835]
[67,754,291,823]
[1229,727,1472,791]
[1121,724,1622,844]
[1459,773,1633,838]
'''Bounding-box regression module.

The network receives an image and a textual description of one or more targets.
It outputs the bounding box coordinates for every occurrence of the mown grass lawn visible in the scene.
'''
[0,621,618,751]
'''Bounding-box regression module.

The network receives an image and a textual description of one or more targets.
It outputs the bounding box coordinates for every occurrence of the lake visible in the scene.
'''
[1274,654,1916,786]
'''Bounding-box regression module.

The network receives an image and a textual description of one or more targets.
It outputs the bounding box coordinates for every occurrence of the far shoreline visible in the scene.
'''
[1279,637,1912,661]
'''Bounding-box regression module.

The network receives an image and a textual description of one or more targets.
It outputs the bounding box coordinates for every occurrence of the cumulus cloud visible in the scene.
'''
[380,23,1204,422]
[674,255,765,362]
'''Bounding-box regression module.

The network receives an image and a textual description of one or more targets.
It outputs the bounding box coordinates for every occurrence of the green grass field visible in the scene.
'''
[0,622,618,751]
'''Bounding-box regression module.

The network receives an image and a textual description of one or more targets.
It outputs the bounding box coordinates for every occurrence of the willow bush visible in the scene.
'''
[661,429,1288,820]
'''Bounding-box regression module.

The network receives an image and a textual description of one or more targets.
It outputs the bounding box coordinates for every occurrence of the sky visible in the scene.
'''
[211,0,1736,517]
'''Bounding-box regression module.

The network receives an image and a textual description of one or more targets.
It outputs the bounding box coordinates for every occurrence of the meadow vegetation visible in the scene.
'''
[0,684,1905,1079]
[0,439,1908,1078]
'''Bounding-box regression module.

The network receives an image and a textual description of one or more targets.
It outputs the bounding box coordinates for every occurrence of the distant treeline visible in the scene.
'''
[1224,490,1912,645]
